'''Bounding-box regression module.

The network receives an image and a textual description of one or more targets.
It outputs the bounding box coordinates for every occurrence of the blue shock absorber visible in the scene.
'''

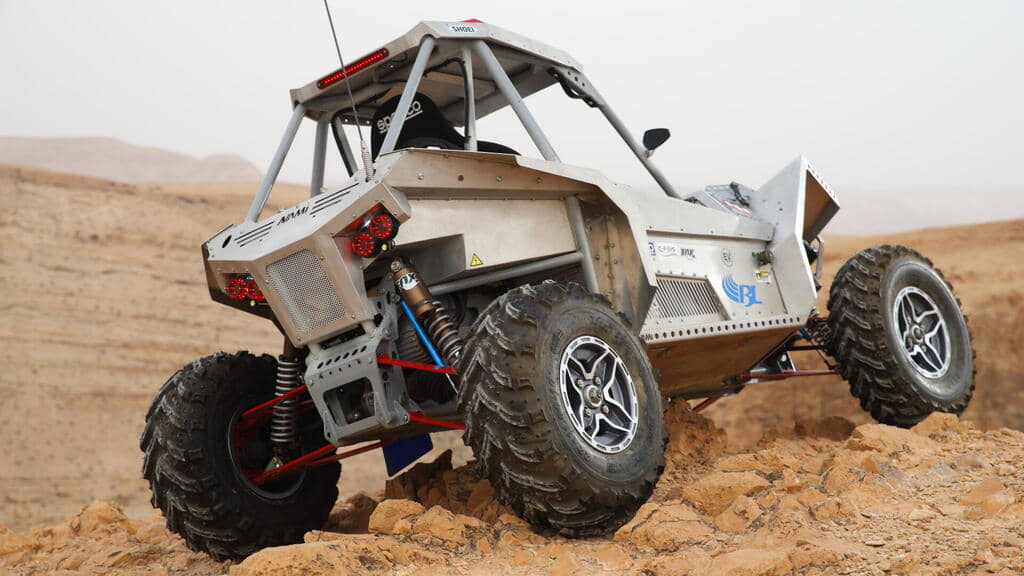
[401,300,446,367]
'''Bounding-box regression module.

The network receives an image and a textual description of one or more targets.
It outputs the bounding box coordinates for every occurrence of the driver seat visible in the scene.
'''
[369,93,518,159]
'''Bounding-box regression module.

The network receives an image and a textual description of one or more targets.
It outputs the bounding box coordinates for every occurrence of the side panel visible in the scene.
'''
[631,156,837,398]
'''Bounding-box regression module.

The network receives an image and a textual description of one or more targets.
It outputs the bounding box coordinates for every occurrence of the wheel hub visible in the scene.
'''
[583,385,603,408]
[559,336,639,454]
[892,286,952,382]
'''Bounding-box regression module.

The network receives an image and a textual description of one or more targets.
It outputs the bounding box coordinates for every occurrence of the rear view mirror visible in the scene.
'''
[642,128,671,156]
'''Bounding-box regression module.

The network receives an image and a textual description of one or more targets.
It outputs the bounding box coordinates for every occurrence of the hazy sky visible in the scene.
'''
[2,1,1022,195]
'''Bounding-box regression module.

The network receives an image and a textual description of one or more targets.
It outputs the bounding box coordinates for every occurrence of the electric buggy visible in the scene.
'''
[141,20,976,560]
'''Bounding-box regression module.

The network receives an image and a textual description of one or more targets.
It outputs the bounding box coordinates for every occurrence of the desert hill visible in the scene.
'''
[0,164,1021,575]
[0,136,261,183]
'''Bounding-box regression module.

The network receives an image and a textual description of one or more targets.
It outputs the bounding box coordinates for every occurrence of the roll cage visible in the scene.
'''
[246,19,681,227]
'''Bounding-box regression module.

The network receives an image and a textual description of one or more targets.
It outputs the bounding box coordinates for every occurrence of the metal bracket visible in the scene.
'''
[304,288,416,444]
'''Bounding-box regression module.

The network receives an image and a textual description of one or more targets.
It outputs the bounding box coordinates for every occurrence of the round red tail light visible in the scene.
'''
[225,276,249,300]
[245,278,265,301]
[351,231,378,257]
[368,212,397,240]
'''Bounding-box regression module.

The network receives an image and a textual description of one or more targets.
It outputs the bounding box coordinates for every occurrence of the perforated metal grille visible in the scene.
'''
[265,250,346,334]
[649,277,725,322]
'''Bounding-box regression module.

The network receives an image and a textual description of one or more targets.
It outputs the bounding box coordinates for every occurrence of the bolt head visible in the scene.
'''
[594,376,602,386]
[601,405,609,414]
[584,408,592,417]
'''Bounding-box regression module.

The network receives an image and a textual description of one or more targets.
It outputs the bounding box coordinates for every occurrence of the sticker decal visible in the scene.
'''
[376,99,424,134]
[722,275,763,308]
[649,242,696,260]
[276,205,308,226]
[755,268,773,284]
[721,248,734,267]
[448,24,478,33]
[469,253,484,267]
[397,272,420,291]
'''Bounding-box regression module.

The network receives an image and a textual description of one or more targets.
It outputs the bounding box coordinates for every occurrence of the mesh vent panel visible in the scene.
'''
[265,250,346,333]
[649,277,725,322]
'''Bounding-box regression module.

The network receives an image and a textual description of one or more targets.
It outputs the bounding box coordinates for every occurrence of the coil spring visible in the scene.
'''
[420,298,464,365]
[808,316,834,350]
[270,355,301,446]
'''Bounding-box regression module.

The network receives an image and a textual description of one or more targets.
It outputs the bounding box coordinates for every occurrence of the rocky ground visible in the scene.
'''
[3,405,1022,576]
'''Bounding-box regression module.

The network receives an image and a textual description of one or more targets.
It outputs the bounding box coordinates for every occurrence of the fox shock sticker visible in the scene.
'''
[397,272,420,291]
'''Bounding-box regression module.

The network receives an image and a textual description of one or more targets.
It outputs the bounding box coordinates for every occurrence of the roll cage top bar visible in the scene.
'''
[247,20,679,225]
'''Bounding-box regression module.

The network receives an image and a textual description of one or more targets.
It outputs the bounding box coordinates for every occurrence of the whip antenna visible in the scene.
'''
[322,0,374,180]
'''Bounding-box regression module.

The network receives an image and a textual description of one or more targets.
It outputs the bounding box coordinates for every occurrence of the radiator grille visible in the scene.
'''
[649,277,725,322]
[265,250,346,334]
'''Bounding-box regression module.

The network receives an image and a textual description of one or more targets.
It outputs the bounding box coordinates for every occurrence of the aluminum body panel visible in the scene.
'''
[208,145,837,399]
[205,153,413,345]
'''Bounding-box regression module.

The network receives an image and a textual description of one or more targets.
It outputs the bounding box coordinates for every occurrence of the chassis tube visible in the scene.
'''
[472,40,559,162]
[461,44,477,152]
[378,36,436,156]
[565,197,600,293]
[310,118,328,197]
[430,252,584,296]
[597,104,681,199]
[247,103,306,222]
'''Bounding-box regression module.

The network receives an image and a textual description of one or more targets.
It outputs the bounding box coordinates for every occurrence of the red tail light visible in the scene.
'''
[368,212,397,240]
[317,48,389,89]
[245,279,265,301]
[226,276,248,300]
[225,275,265,302]
[351,231,378,258]
[342,207,399,258]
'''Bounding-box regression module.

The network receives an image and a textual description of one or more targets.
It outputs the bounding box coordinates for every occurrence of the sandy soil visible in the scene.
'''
[0,164,1021,575]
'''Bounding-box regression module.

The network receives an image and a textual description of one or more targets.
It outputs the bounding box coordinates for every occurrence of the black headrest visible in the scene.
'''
[370,93,464,159]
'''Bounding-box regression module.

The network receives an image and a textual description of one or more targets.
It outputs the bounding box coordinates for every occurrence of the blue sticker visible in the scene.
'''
[722,275,763,307]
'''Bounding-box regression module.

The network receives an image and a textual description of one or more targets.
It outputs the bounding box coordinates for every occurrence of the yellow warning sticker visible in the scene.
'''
[470,253,484,267]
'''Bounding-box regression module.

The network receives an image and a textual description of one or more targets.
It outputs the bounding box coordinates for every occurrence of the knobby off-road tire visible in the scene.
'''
[141,352,340,561]
[457,281,666,536]
[828,245,975,427]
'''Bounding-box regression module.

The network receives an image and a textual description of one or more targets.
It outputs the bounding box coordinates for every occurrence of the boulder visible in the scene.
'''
[682,471,770,515]
[367,499,425,535]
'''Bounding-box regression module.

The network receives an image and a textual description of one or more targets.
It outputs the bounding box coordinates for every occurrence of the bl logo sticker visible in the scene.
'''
[722,275,763,308]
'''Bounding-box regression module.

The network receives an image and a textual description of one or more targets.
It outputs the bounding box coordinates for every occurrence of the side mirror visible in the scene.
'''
[642,128,670,156]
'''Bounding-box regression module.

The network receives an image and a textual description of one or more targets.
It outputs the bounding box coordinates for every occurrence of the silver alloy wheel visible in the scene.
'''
[892,286,951,381]
[558,335,639,454]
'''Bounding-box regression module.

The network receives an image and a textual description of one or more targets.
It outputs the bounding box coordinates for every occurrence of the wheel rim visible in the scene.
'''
[892,286,952,382]
[228,405,305,500]
[559,335,639,454]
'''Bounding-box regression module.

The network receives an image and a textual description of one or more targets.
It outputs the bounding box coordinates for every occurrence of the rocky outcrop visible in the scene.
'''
[3,411,1022,576]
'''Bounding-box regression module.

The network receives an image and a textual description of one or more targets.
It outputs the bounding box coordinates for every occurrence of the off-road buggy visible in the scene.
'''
[141,20,975,560]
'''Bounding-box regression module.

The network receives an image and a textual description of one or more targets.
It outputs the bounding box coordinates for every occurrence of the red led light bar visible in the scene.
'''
[461,18,484,23]
[317,48,389,89]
